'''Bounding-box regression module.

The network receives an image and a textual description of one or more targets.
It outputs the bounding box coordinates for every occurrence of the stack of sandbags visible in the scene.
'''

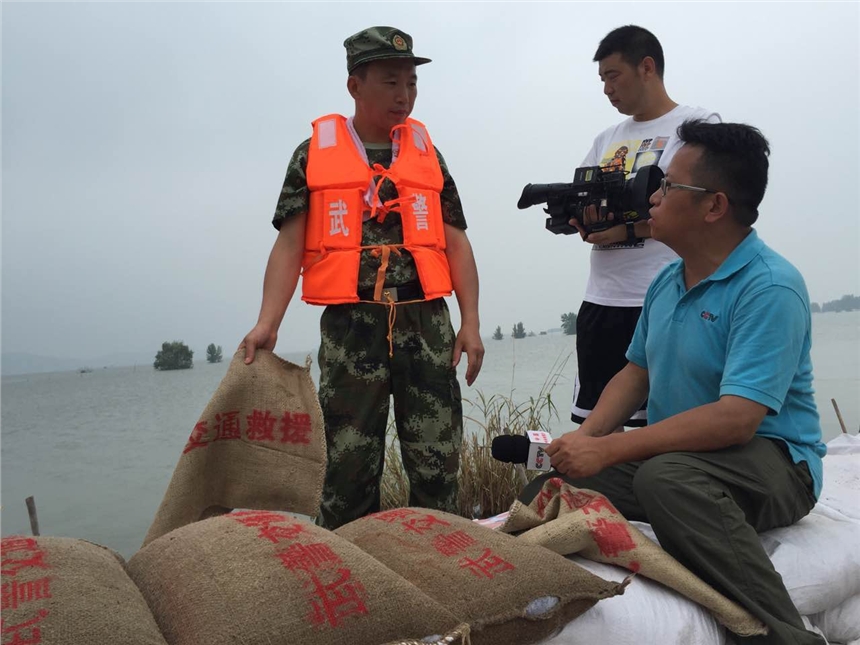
[143,350,326,547]
[770,433,860,645]
[760,505,860,618]
[1,535,167,644]
[500,478,766,639]
[816,433,860,521]
[335,507,626,645]
[128,511,470,644]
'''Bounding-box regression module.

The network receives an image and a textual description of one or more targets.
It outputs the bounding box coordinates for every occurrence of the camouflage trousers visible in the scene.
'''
[315,298,463,530]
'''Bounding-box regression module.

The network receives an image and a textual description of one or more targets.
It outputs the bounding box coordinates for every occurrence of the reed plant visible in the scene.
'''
[380,352,572,518]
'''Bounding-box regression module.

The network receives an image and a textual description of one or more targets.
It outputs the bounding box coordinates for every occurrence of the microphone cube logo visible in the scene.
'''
[534,446,546,470]
[527,431,552,445]
[526,430,553,471]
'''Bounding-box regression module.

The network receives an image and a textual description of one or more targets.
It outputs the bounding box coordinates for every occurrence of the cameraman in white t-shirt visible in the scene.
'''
[570,25,720,430]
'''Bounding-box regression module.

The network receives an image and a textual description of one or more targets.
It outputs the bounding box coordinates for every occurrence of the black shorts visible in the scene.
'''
[571,301,647,427]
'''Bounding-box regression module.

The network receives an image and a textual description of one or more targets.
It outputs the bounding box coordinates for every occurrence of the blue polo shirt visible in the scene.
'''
[627,229,826,497]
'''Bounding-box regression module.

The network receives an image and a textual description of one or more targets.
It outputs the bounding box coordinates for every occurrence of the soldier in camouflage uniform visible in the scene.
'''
[241,27,484,530]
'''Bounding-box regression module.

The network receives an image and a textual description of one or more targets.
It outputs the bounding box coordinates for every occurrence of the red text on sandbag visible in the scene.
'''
[1,608,49,645]
[563,492,617,516]
[229,512,370,628]
[432,531,477,557]
[402,514,451,535]
[370,509,451,535]
[588,518,636,558]
[307,567,369,627]
[0,539,51,578]
[246,410,278,441]
[215,411,242,441]
[231,511,308,543]
[370,508,416,523]
[182,409,313,453]
[0,539,52,645]
[1,578,52,611]
[280,412,312,444]
[183,421,210,453]
[459,548,516,579]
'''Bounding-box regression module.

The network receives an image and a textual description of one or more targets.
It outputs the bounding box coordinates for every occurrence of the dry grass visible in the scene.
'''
[380,352,571,519]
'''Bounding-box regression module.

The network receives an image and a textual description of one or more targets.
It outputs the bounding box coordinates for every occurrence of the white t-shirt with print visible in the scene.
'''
[580,105,721,307]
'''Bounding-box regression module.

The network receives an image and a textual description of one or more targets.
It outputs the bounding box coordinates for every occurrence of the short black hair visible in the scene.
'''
[350,62,370,80]
[677,119,771,227]
[593,25,665,79]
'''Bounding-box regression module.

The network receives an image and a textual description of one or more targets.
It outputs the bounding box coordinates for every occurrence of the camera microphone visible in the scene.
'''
[490,431,553,471]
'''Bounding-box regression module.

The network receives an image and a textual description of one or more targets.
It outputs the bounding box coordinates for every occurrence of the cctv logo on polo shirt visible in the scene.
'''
[700,310,719,323]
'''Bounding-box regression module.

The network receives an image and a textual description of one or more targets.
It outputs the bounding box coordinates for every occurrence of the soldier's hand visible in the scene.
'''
[239,324,278,364]
[452,323,484,387]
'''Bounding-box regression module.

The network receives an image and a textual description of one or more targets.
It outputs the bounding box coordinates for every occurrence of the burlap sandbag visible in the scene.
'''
[501,477,767,637]
[128,511,470,645]
[143,349,326,547]
[0,535,167,644]
[335,507,626,645]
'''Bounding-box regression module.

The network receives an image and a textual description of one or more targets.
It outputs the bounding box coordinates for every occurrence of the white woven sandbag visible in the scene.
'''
[810,594,860,645]
[760,507,860,615]
[543,556,725,645]
[819,434,860,521]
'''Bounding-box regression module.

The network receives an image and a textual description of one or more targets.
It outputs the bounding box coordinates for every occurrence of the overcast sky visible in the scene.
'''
[3,1,859,361]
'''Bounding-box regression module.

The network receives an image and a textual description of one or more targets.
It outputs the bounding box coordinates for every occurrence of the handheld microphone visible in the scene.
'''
[490,431,553,471]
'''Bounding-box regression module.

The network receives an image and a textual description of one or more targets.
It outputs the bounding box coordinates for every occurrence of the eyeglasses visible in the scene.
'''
[660,178,718,198]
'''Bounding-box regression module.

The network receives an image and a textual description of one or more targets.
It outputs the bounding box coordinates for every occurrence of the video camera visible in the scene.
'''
[517,165,664,235]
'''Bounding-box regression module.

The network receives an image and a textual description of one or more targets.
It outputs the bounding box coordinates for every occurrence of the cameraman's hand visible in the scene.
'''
[570,218,589,242]
[584,224,627,246]
[571,205,618,244]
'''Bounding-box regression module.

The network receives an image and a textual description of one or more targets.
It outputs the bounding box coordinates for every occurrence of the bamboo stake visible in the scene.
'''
[25,496,40,536]
[831,399,848,434]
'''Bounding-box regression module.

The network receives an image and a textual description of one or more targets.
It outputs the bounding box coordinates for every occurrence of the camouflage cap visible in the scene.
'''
[344,26,432,74]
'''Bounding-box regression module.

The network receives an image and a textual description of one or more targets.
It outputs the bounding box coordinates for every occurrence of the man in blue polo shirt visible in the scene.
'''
[520,120,826,644]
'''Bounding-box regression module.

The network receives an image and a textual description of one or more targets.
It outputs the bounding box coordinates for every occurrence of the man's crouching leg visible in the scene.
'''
[632,438,823,645]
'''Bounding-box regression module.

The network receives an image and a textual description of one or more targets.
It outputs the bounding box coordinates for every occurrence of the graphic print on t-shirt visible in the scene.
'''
[593,135,670,251]
[598,136,669,176]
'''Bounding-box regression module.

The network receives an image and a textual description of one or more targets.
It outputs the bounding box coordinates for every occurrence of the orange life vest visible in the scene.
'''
[302,113,453,305]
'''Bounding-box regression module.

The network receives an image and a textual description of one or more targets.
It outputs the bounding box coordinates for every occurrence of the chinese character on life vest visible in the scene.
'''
[328,200,350,236]
[412,193,429,230]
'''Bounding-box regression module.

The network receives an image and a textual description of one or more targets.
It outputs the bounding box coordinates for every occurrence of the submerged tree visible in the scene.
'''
[206,343,223,363]
[154,341,194,371]
[492,326,504,341]
[561,312,578,335]
[512,322,527,339]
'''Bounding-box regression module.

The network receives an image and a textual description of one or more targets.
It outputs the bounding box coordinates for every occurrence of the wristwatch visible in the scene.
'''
[626,222,639,244]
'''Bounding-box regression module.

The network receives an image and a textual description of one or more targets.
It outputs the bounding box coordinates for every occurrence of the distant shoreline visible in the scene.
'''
[2,309,858,377]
